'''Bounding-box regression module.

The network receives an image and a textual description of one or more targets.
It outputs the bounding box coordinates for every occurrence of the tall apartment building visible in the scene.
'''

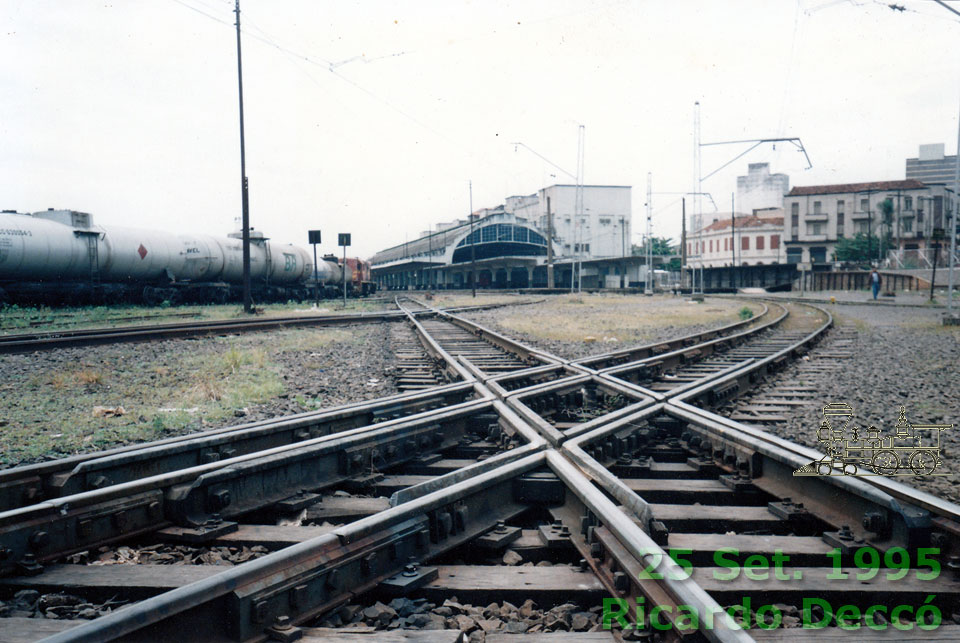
[906,144,958,185]
[782,180,955,264]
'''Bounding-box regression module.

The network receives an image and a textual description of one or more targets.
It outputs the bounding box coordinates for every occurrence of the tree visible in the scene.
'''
[632,236,675,256]
[833,233,892,263]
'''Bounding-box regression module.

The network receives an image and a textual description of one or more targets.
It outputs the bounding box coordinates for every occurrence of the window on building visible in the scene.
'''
[860,198,869,211]
[813,201,822,215]
[791,203,799,216]
[837,200,845,215]
[791,213,799,241]
[513,227,528,242]
[742,236,750,251]
[599,218,611,225]
[756,236,765,250]
[837,212,845,237]
[481,226,496,243]
[905,196,913,211]
[709,240,714,253]
[771,235,780,249]
[724,238,729,252]
[687,242,691,256]
[806,222,824,235]
[904,218,913,233]
[498,224,512,241]
[855,222,868,235]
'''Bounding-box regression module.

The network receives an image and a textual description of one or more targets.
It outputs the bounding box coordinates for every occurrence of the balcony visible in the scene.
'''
[804,212,829,221]
[850,211,872,220]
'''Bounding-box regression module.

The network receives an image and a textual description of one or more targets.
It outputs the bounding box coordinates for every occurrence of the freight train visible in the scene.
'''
[0,209,375,306]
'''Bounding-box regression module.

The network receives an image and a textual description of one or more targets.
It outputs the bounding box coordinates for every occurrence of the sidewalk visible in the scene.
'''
[746,289,950,308]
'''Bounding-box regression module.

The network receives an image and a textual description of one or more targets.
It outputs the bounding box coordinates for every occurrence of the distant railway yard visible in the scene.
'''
[1,292,959,641]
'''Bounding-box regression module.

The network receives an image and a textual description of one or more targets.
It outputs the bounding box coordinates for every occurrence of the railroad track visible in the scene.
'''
[0,300,532,354]
[2,296,959,642]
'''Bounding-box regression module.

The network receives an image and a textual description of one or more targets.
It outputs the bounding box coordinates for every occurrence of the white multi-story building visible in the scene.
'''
[736,163,790,215]
[782,180,956,264]
[522,184,632,259]
[688,209,784,268]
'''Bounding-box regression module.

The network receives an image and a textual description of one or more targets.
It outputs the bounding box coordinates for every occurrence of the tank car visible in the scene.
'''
[0,209,345,306]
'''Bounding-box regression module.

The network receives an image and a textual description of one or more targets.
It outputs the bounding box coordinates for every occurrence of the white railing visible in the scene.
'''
[885,247,960,269]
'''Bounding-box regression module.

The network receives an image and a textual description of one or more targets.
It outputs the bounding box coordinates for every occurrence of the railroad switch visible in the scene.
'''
[475,521,521,550]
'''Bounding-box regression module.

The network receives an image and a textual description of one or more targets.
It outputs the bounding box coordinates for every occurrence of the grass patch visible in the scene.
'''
[0,327,356,466]
[493,294,758,344]
[739,306,754,321]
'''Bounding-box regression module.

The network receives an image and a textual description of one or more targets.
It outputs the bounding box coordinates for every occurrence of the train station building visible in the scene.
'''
[370,184,639,290]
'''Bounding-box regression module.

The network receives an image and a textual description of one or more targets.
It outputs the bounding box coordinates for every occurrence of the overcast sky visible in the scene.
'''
[4,0,960,257]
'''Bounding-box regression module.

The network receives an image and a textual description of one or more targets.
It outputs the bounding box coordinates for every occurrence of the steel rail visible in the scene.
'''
[0,382,480,512]
[0,396,512,576]
[0,300,537,354]
[37,452,549,643]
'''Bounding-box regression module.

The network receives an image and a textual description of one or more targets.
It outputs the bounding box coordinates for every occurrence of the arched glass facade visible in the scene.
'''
[452,224,547,263]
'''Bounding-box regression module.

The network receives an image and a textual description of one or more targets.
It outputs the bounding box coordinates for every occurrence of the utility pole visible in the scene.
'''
[546,196,555,288]
[470,180,476,298]
[620,215,627,289]
[576,125,585,293]
[234,0,252,313]
[681,198,687,290]
[951,103,960,315]
[693,102,702,296]
[731,195,736,290]
[645,172,653,295]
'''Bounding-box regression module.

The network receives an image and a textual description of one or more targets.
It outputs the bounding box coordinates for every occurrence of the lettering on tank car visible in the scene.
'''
[0,237,10,262]
[0,229,32,236]
[186,247,201,254]
[283,253,296,271]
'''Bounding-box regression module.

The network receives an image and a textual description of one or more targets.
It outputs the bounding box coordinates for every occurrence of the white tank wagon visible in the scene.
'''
[0,209,335,305]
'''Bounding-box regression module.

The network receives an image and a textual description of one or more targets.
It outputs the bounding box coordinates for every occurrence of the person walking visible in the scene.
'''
[871,269,881,300]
